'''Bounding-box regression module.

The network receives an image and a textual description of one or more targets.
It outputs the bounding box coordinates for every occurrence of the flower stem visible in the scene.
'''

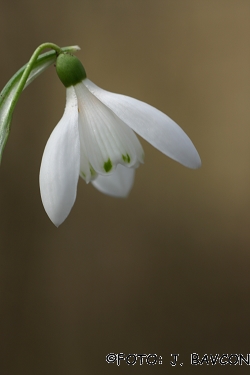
[0,43,80,163]
[9,42,62,115]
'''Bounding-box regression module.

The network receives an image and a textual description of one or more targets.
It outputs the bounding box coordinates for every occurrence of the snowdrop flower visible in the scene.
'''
[39,53,201,226]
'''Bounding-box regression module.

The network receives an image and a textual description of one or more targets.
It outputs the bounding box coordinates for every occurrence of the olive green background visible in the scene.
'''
[0,1,250,374]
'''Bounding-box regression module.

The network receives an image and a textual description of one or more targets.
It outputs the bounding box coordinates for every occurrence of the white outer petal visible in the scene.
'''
[39,87,80,226]
[83,79,201,169]
[91,164,135,197]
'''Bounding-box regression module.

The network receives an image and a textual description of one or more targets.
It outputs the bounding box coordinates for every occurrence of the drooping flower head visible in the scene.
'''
[0,42,201,227]
[39,52,201,226]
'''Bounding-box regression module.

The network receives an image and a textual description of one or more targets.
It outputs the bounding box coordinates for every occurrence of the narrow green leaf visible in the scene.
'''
[0,45,80,163]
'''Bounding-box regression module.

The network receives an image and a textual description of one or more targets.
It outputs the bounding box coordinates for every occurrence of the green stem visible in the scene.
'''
[9,42,62,116]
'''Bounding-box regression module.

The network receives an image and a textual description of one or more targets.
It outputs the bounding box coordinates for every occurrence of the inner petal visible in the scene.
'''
[74,81,144,175]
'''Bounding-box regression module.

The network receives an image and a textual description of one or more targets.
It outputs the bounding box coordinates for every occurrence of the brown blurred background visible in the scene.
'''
[0,0,250,374]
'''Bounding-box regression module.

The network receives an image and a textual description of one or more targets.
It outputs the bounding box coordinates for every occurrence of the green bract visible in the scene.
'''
[56,53,87,87]
[0,44,80,163]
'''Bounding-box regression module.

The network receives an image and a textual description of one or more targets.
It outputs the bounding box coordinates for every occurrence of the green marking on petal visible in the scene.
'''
[80,171,86,178]
[90,165,96,177]
[122,153,131,163]
[104,159,112,172]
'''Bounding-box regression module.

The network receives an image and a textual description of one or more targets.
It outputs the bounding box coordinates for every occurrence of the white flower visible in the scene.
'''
[39,54,201,226]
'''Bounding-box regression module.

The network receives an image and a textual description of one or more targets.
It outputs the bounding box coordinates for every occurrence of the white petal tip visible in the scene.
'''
[185,152,202,169]
[40,196,74,227]
[51,216,64,227]
[194,158,202,169]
